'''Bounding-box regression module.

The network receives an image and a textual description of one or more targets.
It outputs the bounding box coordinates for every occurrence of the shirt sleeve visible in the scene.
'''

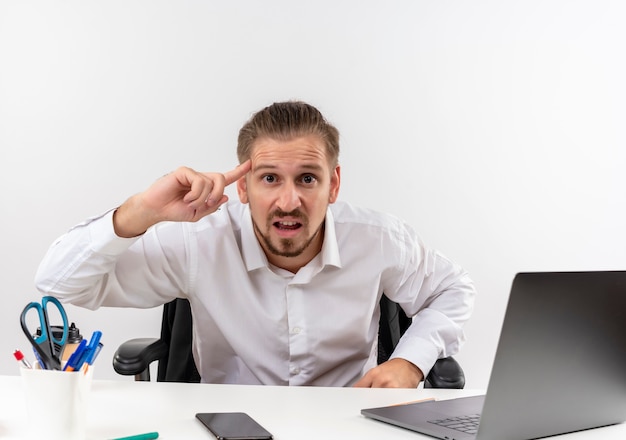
[383,224,476,378]
[34,209,188,310]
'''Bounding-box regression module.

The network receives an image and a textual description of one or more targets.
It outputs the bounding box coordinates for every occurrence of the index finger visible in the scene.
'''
[223,159,251,185]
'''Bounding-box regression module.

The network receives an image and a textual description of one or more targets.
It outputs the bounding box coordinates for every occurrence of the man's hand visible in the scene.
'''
[353,358,424,388]
[114,160,251,238]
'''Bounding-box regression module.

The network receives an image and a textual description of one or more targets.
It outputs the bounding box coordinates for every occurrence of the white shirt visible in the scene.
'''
[35,200,475,386]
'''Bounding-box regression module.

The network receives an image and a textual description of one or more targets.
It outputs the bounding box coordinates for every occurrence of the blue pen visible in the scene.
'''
[63,339,87,371]
[71,330,102,372]
[82,331,102,362]
[85,341,103,366]
[32,349,46,370]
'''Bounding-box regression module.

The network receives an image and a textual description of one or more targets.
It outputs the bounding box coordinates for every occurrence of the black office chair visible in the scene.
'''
[113,296,465,388]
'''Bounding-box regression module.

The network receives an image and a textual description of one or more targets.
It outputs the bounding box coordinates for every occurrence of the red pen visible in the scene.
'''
[13,349,33,369]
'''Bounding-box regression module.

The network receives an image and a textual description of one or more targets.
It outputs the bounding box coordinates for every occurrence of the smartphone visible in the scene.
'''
[195,412,273,440]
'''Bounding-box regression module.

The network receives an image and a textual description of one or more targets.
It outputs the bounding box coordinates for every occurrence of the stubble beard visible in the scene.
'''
[252,209,323,258]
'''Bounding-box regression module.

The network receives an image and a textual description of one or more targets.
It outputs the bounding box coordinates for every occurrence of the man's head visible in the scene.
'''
[237,101,340,168]
[236,101,341,273]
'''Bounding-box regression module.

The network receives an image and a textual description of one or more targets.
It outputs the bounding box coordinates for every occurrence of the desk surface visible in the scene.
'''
[0,375,624,439]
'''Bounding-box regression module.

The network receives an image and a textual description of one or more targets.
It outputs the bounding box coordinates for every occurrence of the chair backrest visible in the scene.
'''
[157,295,414,382]
[377,294,412,364]
[157,298,200,382]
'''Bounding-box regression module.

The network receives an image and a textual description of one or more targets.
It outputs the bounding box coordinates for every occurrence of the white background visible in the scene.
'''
[1,0,625,389]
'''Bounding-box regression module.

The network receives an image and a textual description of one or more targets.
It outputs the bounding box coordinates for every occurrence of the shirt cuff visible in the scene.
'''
[84,209,140,256]
[389,335,440,379]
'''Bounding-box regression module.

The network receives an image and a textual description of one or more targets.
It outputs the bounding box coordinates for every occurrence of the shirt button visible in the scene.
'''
[291,366,301,375]
[291,327,302,335]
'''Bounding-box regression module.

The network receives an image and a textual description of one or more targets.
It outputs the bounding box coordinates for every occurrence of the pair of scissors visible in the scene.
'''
[20,296,69,370]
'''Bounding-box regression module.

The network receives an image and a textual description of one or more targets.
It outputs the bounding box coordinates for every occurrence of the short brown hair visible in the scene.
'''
[237,101,340,167]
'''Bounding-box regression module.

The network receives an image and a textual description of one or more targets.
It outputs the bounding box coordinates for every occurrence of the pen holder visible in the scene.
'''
[20,366,94,440]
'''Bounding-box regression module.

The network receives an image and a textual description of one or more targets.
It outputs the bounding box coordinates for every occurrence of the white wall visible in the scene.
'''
[1,0,625,389]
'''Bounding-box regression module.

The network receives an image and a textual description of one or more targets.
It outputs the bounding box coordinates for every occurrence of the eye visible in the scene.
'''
[301,174,317,185]
[262,175,276,183]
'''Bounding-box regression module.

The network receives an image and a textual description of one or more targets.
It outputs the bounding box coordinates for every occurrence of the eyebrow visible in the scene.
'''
[252,163,325,173]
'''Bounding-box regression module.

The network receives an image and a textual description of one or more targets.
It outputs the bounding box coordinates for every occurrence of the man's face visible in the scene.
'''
[237,134,340,272]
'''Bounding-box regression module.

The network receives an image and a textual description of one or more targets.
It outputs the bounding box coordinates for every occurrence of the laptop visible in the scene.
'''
[362,271,626,439]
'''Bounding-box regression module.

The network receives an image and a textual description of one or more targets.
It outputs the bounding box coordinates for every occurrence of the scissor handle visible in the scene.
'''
[20,302,55,369]
[20,302,48,345]
[19,296,68,370]
[41,296,69,347]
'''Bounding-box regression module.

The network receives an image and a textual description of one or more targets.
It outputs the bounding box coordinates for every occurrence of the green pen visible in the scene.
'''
[110,432,159,440]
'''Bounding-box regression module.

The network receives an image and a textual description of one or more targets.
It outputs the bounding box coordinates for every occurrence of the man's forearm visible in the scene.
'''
[34,210,137,307]
[113,194,155,238]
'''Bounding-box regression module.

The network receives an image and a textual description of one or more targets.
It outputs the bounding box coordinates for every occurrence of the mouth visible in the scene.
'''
[274,220,302,230]
[253,211,321,258]
[273,220,303,236]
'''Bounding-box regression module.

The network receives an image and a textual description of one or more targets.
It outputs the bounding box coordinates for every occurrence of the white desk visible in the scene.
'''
[0,375,624,439]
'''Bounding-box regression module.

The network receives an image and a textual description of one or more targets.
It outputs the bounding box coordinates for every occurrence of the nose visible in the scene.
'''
[276,182,302,212]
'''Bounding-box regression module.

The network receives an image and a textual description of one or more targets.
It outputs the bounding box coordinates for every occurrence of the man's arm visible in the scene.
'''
[35,162,251,308]
[114,161,251,237]
[355,241,476,389]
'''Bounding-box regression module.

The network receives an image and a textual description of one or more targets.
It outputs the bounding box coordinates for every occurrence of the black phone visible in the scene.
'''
[195,412,273,440]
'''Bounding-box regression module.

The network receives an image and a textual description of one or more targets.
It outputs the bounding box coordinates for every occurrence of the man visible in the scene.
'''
[36,101,475,388]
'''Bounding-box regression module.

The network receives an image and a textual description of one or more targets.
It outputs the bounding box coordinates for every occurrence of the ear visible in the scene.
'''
[329,164,341,203]
[237,175,249,204]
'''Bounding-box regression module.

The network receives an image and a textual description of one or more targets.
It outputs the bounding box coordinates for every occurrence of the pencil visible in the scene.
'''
[110,432,159,440]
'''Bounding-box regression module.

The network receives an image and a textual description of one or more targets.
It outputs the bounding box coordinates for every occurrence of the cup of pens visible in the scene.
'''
[18,296,103,440]
[20,364,94,440]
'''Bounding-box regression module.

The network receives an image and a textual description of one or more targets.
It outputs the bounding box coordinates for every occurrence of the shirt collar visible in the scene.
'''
[241,205,342,272]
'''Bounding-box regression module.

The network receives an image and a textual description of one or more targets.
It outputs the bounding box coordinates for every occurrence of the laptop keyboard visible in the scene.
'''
[428,414,481,434]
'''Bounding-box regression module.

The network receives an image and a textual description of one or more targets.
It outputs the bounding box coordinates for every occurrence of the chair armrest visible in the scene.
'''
[424,357,465,389]
[112,337,168,380]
